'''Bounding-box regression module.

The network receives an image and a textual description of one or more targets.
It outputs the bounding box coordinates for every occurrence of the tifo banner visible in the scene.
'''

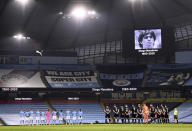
[146,64,192,87]
[97,65,147,88]
[42,70,100,88]
[0,69,46,88]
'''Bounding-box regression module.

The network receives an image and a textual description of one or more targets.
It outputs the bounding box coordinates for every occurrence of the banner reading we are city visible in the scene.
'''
[43,70,100,88]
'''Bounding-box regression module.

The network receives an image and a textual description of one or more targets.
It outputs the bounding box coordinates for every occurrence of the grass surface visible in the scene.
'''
[0,124,192,131]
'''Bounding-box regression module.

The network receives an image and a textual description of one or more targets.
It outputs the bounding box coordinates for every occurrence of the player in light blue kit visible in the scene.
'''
[58,110,64,125]
[19,109,25,126]
[52,110,57,125]
[30,109,34,125]
[78,109,83,124]
[41,109,46,125]
[72,109,77,124]
[25,109,30,125]
[36,109,41,125]
[66,109,71,125]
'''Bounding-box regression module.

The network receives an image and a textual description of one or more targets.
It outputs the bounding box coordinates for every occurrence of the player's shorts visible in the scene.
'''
[36,117,40,121]
[125,115,129,119]
[120,114,125,118]
[78,116,83,120]
[25,117,30,121]
[143,114,148,118]
[114,114,119,118]
[66,116,70,120]
[30,116,33,120]
[105,114,110,118]
[150,113,155,118]
[59,117,63,121]
[41,117,45,121]
[165,114,169,118]
[25,117,29,121]
[20,117,25,121]
[52,116,57,120]
[161,114,164,118]
[137,114,142,119]
[72,117,77,120]
[132,114,136,118]
[174,115,178,119]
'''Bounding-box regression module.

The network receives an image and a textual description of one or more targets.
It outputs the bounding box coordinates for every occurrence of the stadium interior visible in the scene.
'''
[0,0,192,129]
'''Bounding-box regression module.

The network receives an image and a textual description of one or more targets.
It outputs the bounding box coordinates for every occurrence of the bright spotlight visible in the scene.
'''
[15,0,30,6]
[13,33,30,40]
[128,0,145,3]
[13,34,24,40]
[71,7,87,19]
[88,10,96,15]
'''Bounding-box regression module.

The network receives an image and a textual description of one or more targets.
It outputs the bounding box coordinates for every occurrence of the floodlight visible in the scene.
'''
[13,34,24,40]
[88,10,96,15]
[71,7,87,19]
[13,33,30,40]
[15,0,30,6]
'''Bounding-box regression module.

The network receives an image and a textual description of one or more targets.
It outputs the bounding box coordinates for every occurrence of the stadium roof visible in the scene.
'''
[0,0,192,50]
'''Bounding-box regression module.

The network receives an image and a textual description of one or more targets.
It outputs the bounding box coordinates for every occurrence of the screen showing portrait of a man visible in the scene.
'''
[135,29,161,50]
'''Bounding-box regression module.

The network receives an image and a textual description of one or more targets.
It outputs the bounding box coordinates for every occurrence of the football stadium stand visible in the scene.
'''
[51,103,105,123]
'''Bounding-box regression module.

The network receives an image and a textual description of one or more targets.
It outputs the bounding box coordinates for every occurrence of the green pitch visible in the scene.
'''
[0,124,192,131]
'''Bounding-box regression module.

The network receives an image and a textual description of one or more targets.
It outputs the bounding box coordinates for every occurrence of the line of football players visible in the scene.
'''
[104,104,169,124]
[19,109,83,125]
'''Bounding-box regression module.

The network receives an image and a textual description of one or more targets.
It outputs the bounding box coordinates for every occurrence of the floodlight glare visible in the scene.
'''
[13,34,24,40]
[58,12,63,15]
[71,7,87,19]
[88,10,96,15]
[15,0,30,6]
[13,33,30,40]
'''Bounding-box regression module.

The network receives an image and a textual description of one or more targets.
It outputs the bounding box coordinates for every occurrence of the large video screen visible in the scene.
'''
[135,29,161,56]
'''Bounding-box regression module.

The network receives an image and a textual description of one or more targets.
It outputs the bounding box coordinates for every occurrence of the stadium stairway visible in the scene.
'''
[44,100,66,124]
[44,101,56,111]
[0,118,6,126]
[51,102,105,124]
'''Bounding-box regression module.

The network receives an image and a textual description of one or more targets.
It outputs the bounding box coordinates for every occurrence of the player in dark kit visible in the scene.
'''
[120,105,125,124]
[160,104,165,123]
[131,105,137,123]
[124,104,130,124]
[164,105,169,123]
[137,104,143,124]
[156,106,161,123]
[149,104,156,123]
[104,105,111,124]
[113,104,119,124]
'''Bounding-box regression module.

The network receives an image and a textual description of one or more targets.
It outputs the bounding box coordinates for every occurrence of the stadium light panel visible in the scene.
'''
[15,0,30,6]
[13,33,30,40]
[71,7,87,19]
[13,34,24,40]
[88,10,96,15]
[128,0,146,3]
